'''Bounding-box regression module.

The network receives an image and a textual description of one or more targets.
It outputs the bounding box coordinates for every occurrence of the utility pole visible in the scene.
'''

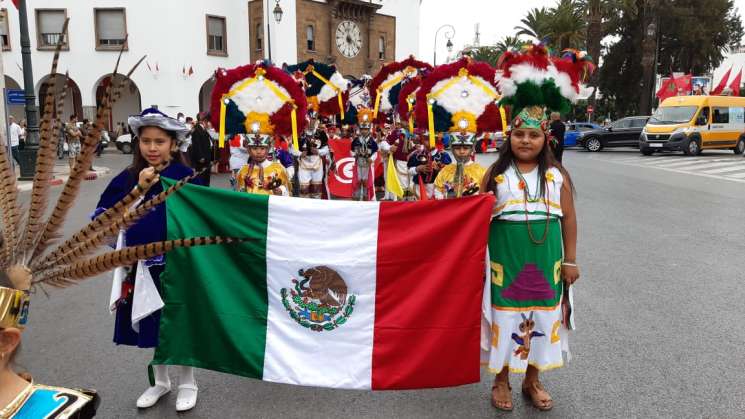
[16,0,40,180]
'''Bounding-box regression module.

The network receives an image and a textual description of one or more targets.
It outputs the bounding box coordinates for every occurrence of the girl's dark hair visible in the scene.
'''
[482,131,575,197]
[126,126,186,178]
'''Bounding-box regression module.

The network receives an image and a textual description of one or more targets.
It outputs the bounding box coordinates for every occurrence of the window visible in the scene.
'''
[630,118,647,128]
[713,107,729,124]
[255,23,263,51]
[0,9,10,50]
[35,9,68,50]
[306,25,314,51]
[613,119,631,129]
[206,15,227,56]
[378,36,385,60]
[696,107,710,125]
[94,8,127,50]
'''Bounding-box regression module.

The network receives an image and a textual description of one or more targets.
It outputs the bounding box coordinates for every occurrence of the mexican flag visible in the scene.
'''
[153,179,494,390]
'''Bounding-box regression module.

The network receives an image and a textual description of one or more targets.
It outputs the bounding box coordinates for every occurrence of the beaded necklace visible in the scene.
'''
[511,162,551,245]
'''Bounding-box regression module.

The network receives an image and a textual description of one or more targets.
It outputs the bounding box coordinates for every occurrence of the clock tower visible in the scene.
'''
[294,0,396,76]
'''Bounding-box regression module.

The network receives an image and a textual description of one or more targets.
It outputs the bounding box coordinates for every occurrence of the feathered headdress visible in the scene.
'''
[397,76,422,134]
[357,108,374,129]
[370,56,433,121]
[414,58,502,147]
[0,22,245,329]
[210,62,308,150]
[285,60,349,119]
[497,44,595,130]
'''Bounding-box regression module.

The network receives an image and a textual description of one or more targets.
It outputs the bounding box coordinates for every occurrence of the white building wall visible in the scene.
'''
[1,0,251,119]
[269,0,298,66]
[1,0,419,119]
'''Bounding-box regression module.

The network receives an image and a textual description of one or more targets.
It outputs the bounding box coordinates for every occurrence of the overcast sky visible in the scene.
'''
[419,0,745,63]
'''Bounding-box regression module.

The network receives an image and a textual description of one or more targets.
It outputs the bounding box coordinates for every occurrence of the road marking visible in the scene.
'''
[700,164,745,174]
[592,155,745,184]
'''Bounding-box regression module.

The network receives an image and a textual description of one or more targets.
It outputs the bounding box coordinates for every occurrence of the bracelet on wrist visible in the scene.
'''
[562,262,578,268]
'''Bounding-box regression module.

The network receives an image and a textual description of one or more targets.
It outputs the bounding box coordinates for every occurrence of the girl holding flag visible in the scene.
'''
[95,108,203,412]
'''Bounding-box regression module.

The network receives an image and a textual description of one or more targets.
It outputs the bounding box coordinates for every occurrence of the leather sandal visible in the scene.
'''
[521,380,553,411]
[491,380,513,411]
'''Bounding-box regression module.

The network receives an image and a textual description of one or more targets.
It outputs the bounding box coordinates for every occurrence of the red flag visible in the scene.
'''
[327,138,355,198]
[656,74,678,102]
[712,66,732,95]
[11,0,19,9]
[674,74,692,94]
[728,69,742,96]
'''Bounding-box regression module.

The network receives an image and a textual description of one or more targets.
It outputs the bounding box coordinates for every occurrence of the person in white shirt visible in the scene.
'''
[8,116,22,166]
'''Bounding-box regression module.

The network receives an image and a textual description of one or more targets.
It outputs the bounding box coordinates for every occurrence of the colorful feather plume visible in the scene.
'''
[497,43,595,117]
[285,60,350,116]
[414,57,501,135]
[370,56,432,122]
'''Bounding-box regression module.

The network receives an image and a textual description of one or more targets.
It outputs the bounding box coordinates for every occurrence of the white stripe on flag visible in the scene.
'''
[262,196,380,389]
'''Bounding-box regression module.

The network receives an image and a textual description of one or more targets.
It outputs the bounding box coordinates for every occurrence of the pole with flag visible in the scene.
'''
[711,66,732,95]
[728,69,742,96]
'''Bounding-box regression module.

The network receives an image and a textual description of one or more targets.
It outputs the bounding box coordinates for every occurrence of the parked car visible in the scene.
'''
[564,122,601,147]
[115,133,133,154]
[640,95,745,156]
[577,116,650,151]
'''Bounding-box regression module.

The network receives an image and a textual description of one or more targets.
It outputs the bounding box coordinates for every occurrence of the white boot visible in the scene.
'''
[175,366,198,412]
[136,365,171,408]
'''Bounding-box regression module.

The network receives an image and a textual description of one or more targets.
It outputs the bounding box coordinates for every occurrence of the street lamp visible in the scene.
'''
[16,0,41,180]
[647,21,660,109]
[433,24,455,66]
[266,0,282,62]
[273,0,283,23]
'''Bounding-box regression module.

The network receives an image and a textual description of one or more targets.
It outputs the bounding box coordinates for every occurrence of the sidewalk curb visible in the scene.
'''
[16,166,112,192]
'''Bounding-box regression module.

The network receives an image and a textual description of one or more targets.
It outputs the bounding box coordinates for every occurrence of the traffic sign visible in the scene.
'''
[587,105,594,113]
[6,89,25,105]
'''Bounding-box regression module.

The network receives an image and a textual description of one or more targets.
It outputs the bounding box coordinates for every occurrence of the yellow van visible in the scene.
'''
[640,95,745,156]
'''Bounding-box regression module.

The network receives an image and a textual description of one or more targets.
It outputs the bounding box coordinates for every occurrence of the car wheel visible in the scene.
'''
[684,138,701,156]
[733,137,745,155]
[585,137,602,152]
[640,147,654,156]
[120,143,133,154]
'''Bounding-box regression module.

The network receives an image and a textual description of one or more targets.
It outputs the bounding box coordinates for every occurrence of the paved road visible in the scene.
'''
[16,147,745,418]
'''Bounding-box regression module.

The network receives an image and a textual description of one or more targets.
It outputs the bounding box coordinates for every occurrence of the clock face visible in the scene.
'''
[336,20,362,58]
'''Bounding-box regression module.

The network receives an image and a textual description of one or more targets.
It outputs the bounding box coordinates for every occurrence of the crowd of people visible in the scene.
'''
[0,44,587,417]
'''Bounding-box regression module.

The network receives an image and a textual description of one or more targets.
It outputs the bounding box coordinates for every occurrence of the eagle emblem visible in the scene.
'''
[280,266,356,332]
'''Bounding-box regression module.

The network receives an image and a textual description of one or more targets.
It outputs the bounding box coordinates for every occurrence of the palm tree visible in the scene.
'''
[495,36,526,56]
[461,46,501,66]
[547,0,586,50]
[515,7,552,42]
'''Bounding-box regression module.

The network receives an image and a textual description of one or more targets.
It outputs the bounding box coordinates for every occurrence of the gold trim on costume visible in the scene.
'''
[0,286,30,329]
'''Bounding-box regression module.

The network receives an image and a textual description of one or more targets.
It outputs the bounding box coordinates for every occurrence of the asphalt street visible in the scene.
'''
[15,146,745,418]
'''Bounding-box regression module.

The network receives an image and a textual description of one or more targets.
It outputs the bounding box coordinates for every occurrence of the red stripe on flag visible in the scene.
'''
[372,194,495,389]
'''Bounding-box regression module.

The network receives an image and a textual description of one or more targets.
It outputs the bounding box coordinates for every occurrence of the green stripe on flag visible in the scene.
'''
[153,178,270,379]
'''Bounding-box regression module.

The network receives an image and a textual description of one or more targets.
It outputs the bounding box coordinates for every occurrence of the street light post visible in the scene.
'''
[433,24,455,66]
[16,0,41,180]
[265,0,283,62]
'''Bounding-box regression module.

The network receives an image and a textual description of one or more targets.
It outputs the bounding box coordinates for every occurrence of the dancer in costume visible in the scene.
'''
[407,128,451,199]
[236,131,290,196]
[0,269,99,418]
[95,108,204,412]
[210,62,307,196]
[351,108,378,201]
[412,58,502,199]
[480,44,591,412]
[380,125,415,200]
[293,113,329,198]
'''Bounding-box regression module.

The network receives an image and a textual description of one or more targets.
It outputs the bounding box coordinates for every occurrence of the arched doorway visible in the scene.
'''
[198,76,216,114]
[95,74,142,131]
[4,76,24,121]
[36,74,83,122]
